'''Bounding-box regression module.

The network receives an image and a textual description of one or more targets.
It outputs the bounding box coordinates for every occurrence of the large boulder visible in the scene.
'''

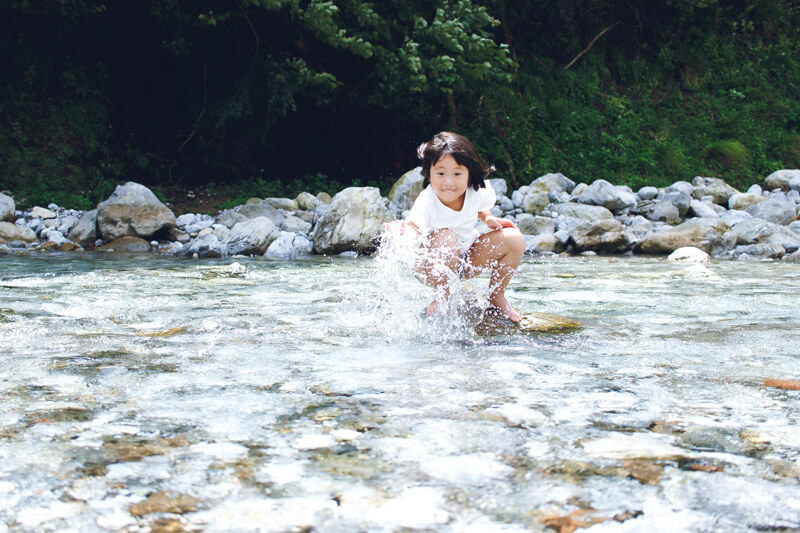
[732,218,800,252]
[178,234,227,258]
[574,179,637,212]
[549,203,614,221]
[636,218,734,255]
[745,196,798,225]
[691,176,739,205]
[688,199,720,219]
[0,221,36,243]
[0,193,14,222]
[312,187,392,255]
[388,167,424,215]
[265,231,314,259]
[0,192,17,222]
[66,209,98,247]
[515,214,554,235]
[97,182,176,241]
[764,169,800,191]
[223,216,280,256]
[521,192,550,214]
[569,219,634,253]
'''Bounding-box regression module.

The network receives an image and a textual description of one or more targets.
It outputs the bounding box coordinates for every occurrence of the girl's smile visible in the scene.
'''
[430,154,469,211]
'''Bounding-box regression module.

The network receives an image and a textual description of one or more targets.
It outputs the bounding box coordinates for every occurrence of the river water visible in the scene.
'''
[0,252,798,532]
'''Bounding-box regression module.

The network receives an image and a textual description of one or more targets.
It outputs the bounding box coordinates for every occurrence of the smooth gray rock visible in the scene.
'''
[668,246,710,263]
[179,233,227,258]
[529,173,575,195]
[524,233,563,254]
[175,213,197,227]
[223,216,280,256]
[636,218,734,255]
[764,169,800,190]
[689,199,720,218]
[637,186,659,201]
[0,193,16,222]
[729,192,767,211]
[217,209,248,229]
[649,202,681,224]
[488,178,508,197]
[97,182,176,241]
[388,167,425,214]
[516,214,554,235]
[265,231,314,259]
[0,222,37,243]
[313,187,392,255]
[745,196,797,225]
[31,206,57,220]
[296,192,320,211]
[730,243,786,259]
[569,219,634,253]
[748,184,763,195]
[549,202,614,221]
[521,192,550,215]
[789,175,800,193]
[263,197,299,211]
[234,202,285,226]
[280,214,313,234]
[498,196,514,212]
[720,209,752,226]
[66,209,98,247]
[660,191,692,217]
[575,179,637,211]
[669,181,694,196]
[691,176,739,205]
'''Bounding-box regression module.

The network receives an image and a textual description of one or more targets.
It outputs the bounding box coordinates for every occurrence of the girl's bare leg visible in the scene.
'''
[463,227,525,322]
[414,229,462,315]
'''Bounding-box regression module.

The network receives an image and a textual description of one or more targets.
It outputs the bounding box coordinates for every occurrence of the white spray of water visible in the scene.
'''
[353,224,490,343]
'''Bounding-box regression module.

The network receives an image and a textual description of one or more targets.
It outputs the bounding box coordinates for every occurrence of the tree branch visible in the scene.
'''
[564,21,621,70]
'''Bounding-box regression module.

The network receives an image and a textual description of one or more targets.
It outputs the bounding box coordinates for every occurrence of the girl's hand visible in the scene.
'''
[484,216,518,231]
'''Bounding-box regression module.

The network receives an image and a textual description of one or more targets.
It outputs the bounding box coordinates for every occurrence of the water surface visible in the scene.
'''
[0,253,798,532]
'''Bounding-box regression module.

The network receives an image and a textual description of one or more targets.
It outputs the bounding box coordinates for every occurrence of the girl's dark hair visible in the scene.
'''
[417,131,495,191]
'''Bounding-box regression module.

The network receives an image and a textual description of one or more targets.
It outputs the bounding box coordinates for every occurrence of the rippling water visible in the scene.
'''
[0,253,799,532]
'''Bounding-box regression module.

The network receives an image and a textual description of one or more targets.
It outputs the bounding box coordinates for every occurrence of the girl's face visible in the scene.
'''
[429,154,469,210]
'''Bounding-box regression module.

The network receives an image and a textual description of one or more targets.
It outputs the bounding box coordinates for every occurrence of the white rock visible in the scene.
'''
[668,246,710,263]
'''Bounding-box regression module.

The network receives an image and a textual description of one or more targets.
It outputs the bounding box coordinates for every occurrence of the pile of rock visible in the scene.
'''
[2,168,799,261]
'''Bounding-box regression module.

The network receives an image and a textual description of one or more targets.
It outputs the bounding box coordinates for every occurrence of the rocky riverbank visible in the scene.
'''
[2,169,800,261]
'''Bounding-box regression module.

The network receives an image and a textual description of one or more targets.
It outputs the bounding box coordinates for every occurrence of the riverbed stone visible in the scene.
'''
[31,206,57,220]
[668,246,710,263]
[0,222,36,243]
[784,249,800,261]
[549,203,614,221]
[730,242,786,259]
[388,167,424,214]
[296,191,320,211]
[516,214,554,235]
[265,231,314,259]
[521,192,550,214]
[524,233,563,254]
[529,173,576,195]
[216,209,248,229]
[637,186,658,201]
[691,176,739,205]
[97,236,152,253]
[488,178,508,197]
[279,214,312,234]
[313,187,392,255]
[62,210,97,247]
[764,169,800,191]
[636,218,734,255]
[745,196,798,225]
[569,219,633,253]
[178,233,226,258]
[575,179,637,211]
[649,202,681,224]
[660,190,692,217]
[0,193,14,222]
[223,216,280,256]
[97,182,176,241]
[264,197,299,211]
[729,192,767,211]
[233,202,284,226]
[689,199,720,218]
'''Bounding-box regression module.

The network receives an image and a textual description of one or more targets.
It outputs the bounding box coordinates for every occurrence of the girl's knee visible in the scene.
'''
[428,229,461,254]
[503,228,525,254]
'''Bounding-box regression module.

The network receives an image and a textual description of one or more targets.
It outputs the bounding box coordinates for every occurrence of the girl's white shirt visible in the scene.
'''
[406,182,496,253]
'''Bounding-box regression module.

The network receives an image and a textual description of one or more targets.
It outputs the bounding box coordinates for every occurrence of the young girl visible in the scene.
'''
[397,131,525,322]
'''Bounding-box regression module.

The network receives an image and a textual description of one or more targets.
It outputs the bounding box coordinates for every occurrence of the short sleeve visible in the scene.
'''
[478,182,496,212]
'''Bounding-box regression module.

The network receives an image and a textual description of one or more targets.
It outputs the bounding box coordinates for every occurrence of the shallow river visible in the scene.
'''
[0,252,798,532]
